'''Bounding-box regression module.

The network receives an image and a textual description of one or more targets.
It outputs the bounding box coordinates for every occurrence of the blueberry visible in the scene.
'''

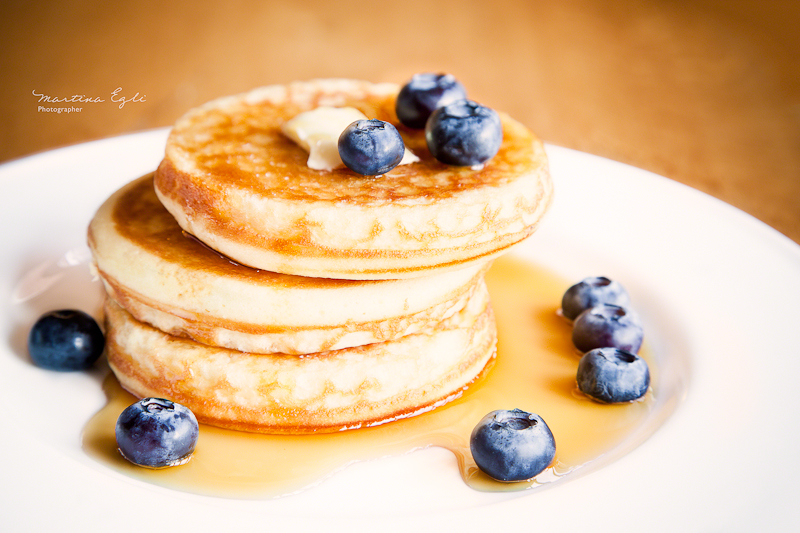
[28,309,105,371]
[572,304,644,354]
[395,73,467,129]
[425,100,503,166]
[338,119,405,175]
[470,408,556,482]
[561,276,631,321]
[577,347,650,403]
[115,398,199,469]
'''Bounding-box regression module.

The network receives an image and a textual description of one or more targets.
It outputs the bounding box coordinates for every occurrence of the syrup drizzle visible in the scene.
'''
[81,257,658,498]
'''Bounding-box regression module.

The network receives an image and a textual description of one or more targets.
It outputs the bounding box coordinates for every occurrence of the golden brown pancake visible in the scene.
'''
[88,173,490,354]
[104,283,496,434]
[155,79,552,280]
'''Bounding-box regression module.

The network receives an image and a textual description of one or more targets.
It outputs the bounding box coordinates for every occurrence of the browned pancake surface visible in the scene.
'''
[155,80,552,278]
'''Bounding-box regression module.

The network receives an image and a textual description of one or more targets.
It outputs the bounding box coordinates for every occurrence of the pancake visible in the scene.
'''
[88,173,489,354]
[155,78,552,280]
[104,283,497,434]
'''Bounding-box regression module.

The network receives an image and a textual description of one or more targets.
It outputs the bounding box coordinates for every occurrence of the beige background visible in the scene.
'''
[2,0,798,243]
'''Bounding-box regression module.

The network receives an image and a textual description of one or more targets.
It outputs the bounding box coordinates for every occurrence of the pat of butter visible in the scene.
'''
[281,106,419,171]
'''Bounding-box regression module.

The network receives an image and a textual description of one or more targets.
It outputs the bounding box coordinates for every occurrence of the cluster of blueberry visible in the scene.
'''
[561,277,650,404]
[338,73,503,175]
[468,277,651,484]
[28,310,199,468]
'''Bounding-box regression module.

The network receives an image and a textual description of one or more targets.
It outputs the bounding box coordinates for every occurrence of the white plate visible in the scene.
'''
[2,130,799,532]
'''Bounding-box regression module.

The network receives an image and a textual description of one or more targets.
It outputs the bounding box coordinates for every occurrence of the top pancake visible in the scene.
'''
[155,79,552,280]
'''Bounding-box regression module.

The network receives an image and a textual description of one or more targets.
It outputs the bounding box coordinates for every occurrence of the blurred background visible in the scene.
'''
[1,0,798,242]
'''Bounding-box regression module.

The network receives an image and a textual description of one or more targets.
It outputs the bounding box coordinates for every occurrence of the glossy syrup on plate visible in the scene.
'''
[81,256,657,498]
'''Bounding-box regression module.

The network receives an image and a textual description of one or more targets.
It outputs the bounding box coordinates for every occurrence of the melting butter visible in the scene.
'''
[282,106,418,171]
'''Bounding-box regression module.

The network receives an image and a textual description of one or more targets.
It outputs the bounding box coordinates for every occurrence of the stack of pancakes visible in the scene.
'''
[89,79,553,434]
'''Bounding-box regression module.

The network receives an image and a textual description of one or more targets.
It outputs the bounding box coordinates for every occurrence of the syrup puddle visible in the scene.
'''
[82,257,659,498]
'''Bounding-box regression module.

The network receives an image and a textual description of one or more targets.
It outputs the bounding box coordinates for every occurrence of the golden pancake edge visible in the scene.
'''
[104,285,496,434]
[89,174,489,355]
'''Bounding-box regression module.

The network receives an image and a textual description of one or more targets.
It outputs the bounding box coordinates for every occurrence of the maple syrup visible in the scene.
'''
[82,256,659,498]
